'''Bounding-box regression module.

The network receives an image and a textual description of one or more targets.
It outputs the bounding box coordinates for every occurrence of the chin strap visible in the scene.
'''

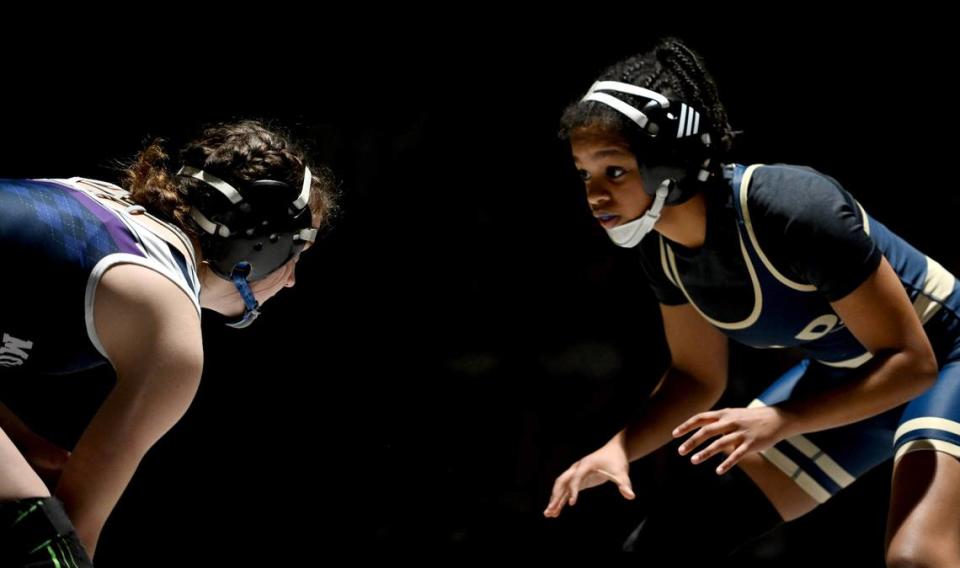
[224,262,261,329]
[604,181,670,248]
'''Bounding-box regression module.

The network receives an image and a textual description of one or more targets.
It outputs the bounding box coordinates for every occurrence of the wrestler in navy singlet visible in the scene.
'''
[637,163,960,503]
[0,177,200,375]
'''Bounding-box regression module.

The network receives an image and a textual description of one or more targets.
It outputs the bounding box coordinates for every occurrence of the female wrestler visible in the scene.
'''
[0,119,337,566]
[544,38,960,566]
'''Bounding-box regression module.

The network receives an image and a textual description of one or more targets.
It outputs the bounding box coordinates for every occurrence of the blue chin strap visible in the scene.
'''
[225,262,261,329]
[178,164,317,329]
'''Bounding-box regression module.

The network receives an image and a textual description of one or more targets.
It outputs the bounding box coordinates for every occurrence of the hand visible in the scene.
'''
[543,439,635,518]
[673,406,791,475]
[19,431,71,488]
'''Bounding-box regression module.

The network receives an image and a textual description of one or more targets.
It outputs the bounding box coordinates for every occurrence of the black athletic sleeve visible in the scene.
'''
[746,164,883,302]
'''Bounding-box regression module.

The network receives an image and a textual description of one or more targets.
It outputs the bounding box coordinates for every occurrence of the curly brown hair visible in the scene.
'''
[121,120,338,258]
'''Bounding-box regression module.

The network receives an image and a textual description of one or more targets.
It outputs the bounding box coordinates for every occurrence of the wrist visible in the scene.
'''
[771,405,803,439]
[606,429,629,453]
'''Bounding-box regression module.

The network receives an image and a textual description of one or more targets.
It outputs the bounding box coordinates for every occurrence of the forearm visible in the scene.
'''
[54,442,146,556]
[616,367,725,462]
[777,350,937,438]
[53,386,156,558]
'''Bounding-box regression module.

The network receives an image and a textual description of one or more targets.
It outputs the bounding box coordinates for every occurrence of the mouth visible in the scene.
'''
[594,213,621,229]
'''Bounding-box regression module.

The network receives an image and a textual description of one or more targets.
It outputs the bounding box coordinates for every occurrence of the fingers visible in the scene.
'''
[544,488,570,518]
[41,448,71,470]
[28,452,68,470]
[716,443,751,475]
[544,465,577,518]
[689,433,741,465]
[23,436,71,470]
[678,421,734,456]
[569,467,589,506]
[673,410,722,439]
[596,469,636,500]
[544,460,637,517]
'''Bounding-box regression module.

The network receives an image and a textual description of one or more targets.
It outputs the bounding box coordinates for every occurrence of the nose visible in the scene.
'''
[284,265,296,288]
[586,180,611,208]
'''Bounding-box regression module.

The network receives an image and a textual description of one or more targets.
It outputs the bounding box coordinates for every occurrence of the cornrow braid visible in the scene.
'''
[559,37,737,155]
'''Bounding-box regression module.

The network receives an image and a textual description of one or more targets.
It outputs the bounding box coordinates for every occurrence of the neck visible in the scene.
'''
[198,264,245,317]
[654,191,708,250]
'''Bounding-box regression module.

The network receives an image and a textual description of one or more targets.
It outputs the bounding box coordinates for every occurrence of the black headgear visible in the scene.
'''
[582,81,721,206]
[178,165,316,328]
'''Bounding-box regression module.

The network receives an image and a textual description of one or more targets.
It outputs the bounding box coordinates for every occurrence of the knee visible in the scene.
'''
[886,539,957,568]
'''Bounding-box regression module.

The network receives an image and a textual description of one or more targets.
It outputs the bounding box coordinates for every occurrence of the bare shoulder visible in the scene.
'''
[92,263,203,380]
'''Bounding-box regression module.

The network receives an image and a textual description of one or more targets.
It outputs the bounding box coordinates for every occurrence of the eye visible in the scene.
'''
[606,166,626,179]
[578,169,591,181]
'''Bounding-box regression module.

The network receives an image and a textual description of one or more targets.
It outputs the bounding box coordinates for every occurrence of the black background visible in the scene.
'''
[1,14,956,566]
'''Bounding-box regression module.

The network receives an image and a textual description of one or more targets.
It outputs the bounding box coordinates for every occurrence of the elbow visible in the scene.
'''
[696,375,726,406]
[674,366,727,406]
[917,358,939,391]
[902,347,938,393]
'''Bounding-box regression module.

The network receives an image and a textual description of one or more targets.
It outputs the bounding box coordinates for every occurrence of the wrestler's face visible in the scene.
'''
[570,128,651,228]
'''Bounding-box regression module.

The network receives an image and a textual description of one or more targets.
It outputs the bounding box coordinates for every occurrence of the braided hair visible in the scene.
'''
[122,120,338,260]
[559,37,736,157]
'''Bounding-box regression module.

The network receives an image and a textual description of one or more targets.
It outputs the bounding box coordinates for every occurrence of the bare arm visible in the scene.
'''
[777,255,938,434]
[675,256,939,473]
[54,264,203,558]
[544,301,728,517]
[617,302,729,461]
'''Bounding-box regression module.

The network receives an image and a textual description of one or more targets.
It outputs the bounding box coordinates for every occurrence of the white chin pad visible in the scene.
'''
[603,185,669,248]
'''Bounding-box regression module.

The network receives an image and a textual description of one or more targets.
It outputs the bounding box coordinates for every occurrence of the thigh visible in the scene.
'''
[887,451,960,564]
[895,357,960,462]
[0,426,48,501]
[736,452,818,521]
[752,358,901,506]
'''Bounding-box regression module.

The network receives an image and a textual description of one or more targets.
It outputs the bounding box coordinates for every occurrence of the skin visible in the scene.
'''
[0,193,319,559]
[548,127,958,566]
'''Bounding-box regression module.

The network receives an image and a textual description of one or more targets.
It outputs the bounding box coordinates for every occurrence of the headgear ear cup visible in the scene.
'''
[582,81,718,205]
[580,81,721,247]
[178,165,316,280]
[177,165,317,328]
